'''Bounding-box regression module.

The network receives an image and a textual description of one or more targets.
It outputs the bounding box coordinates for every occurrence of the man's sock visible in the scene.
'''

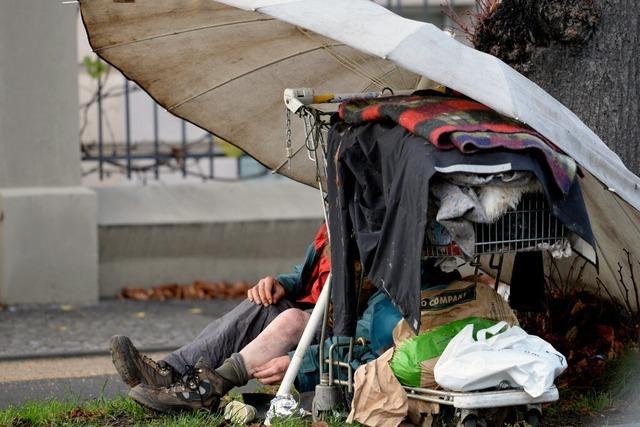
[215,353,249,388]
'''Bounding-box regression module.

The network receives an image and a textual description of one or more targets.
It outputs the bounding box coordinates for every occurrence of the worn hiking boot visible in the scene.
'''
[128,358,233,413]
[110,335,175,388]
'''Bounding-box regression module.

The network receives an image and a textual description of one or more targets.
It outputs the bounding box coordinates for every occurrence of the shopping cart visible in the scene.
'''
[280,88,564,426]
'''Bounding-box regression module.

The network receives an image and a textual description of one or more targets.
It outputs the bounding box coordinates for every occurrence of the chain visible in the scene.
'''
[285,107,293,170]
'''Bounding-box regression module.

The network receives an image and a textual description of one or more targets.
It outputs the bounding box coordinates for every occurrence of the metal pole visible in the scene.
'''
[153,102,159,180]
[316,177,331,385]
[208,134,214,179]
[97,77,104,180]
[274,274,331,398]
[124,80,132,179]
[318,280,330,384]
[181,120,187,177]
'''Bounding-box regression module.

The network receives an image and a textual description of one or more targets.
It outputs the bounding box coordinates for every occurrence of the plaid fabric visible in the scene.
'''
[338,93,576,194]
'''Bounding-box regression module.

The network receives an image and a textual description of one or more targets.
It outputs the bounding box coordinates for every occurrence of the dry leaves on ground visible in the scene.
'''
[519,288,638,391]
[119,280,252,301]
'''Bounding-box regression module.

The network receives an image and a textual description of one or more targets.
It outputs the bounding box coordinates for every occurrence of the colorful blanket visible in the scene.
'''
[338,93,576,194]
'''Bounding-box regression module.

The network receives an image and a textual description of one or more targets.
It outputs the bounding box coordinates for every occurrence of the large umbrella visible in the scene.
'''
[79,0,640,312]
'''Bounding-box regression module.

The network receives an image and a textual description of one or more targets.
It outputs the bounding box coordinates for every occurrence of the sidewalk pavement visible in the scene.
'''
[0,299,241,360]
[0,354,265,410]
[0,355,151,409]
[0,298,242,409]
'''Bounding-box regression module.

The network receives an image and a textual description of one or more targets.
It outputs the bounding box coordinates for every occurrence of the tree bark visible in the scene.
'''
[473,0,640,173]
[528,0,640,173]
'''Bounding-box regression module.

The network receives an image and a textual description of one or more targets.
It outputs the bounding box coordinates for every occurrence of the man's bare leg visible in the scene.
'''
[212,308,310,390]
[162,298,296,374]
[240,308,311,374]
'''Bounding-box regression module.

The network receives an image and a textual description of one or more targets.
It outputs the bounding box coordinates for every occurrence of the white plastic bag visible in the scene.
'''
[433,321,567,397]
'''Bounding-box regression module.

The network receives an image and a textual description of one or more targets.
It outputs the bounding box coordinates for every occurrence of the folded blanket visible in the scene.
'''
[339,93,577,194]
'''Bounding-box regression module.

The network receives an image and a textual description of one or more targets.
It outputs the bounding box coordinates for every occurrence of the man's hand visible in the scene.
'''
[247,276,286,306]
[252,355,291,385]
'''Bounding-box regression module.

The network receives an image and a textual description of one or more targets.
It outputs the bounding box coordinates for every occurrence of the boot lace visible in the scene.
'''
[181,365,200,389]
[171,364,207,407]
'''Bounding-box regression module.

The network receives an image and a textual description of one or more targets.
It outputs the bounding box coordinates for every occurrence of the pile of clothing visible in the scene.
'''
[429,171,543,258]
[327,90,596,336]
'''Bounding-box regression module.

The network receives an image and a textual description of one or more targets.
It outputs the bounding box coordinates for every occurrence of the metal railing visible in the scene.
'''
[80,78,269,183]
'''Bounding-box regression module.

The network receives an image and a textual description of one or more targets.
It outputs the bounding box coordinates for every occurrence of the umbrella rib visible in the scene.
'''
[166,45,337,112]
[295,28,390,89]
[93,18,274,52]
[363,64,412,91]
[320,46,387,89]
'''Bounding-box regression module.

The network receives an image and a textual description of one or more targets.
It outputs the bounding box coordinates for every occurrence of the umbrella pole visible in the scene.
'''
[265,274,331,424]
[276,273,331,398]
[272,105,333,400]
[267,108,333,423]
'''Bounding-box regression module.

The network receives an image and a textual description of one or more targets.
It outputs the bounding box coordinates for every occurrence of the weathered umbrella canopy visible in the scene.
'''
[79,0,640,311]
[79,0,420,187]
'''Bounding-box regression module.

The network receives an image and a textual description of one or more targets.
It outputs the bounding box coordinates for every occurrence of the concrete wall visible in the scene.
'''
[0,187,98,303]
[0,0,98,304]
[95,180,324,296]
[0,1,81,188]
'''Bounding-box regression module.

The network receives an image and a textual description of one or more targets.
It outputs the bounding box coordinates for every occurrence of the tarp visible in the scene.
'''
[78,0,640,311]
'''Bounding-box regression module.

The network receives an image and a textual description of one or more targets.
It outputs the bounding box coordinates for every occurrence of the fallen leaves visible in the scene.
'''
[119,280,252,301]
[68,407,107,424]
[519,288,638,392]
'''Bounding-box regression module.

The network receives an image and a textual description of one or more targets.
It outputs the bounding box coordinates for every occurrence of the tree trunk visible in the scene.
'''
[472,0,640,173]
